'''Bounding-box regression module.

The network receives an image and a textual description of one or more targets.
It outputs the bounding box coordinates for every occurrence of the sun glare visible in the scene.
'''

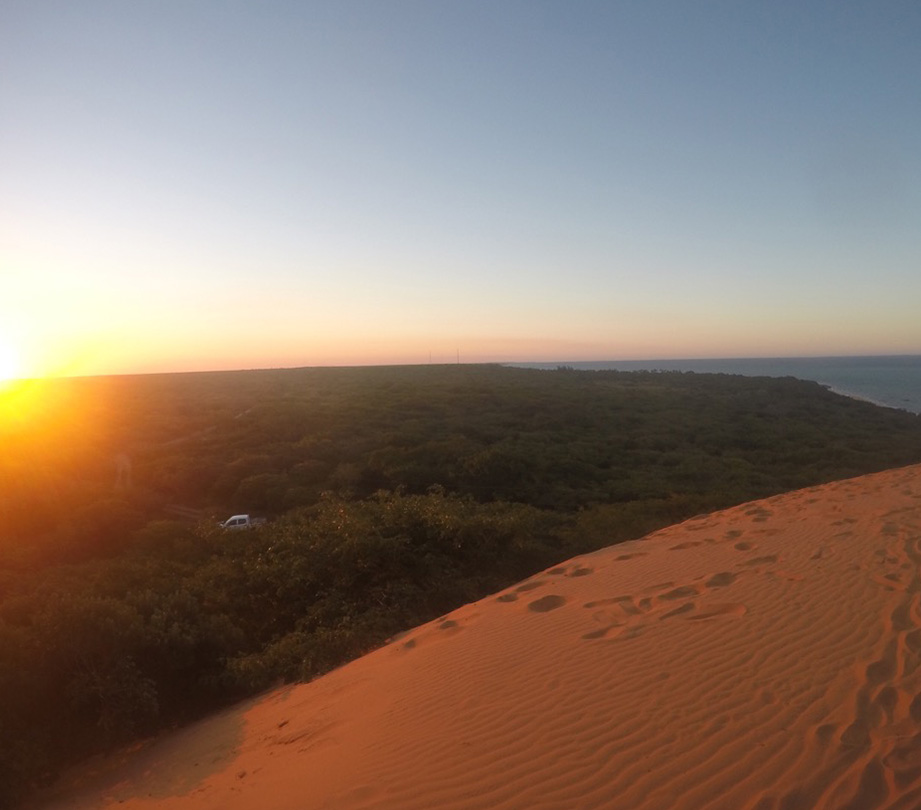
[0,340,22,385]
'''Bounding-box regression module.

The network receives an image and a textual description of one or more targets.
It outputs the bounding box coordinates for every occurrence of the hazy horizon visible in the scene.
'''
[5,350,918,384]
[3,2,920,378]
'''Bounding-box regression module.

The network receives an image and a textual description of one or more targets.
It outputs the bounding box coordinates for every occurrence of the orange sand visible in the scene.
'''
[33,464,921,810]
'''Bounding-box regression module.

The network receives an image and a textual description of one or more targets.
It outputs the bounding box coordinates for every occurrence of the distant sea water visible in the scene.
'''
[509,356,921,415]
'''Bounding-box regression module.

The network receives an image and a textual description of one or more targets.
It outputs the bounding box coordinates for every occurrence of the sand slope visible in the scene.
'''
[34,464,921,810]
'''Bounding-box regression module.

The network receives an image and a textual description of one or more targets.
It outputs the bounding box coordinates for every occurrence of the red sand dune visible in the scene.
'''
[33,464,921,810]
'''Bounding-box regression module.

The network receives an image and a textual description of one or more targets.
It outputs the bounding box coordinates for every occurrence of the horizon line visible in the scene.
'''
[7,351,921,383]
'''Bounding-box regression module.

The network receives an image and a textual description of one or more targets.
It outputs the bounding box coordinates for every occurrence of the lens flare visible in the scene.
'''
[0,340,21,385]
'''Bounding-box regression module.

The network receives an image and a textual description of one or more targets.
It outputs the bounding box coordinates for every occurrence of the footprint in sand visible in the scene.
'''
[569,567,593,577]
[659,585,699,600]
[660,603,695,620]
[866,654,896,685]
[516,580,544,593]
[584,595,634,609]
[743,507,773,524]
[670,540,704,550]
[528,595,566,613]
[656,599,747,623]
[839,718,871,750]
[740,554,779,567]
[685,521,715,532]
[496,593,518,603]
[705,572,738,588]
[909,692,921,723]
[876,686,898,724]
[582,574,750,640]
[890,601,916,633]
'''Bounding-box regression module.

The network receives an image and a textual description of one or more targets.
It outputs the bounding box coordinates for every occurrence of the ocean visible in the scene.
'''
[509,355,921,415]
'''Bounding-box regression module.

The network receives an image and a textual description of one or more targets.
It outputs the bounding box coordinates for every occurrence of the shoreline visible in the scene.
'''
[506,357,921,416]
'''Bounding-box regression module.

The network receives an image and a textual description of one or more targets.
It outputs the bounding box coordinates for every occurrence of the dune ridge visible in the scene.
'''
[35,464,921,810]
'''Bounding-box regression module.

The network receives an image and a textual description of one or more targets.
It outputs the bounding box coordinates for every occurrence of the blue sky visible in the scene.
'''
[2,1,919,376]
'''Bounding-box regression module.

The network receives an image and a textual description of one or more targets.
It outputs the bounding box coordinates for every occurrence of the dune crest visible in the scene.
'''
[36,465,921,810]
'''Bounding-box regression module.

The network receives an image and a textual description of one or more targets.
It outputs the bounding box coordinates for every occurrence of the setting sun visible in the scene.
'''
[0,339,23,384]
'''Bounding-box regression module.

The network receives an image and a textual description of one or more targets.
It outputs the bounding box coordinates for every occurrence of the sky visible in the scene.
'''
[2,1,920,377]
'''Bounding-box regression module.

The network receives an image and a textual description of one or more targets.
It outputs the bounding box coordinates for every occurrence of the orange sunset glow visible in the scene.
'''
[3,4,921,807]
[2,2,919,378]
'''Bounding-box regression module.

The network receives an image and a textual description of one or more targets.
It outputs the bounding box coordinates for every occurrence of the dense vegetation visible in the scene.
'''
[3,363,921,804]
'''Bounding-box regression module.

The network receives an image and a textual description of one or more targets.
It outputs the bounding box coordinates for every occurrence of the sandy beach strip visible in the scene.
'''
[32,463,921,810]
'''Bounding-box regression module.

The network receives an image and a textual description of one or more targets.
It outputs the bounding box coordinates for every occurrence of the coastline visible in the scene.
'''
[819,383,904,412]
[508,355,921,415]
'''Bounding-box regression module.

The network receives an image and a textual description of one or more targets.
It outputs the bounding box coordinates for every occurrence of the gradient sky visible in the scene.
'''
[2,1,920,377]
